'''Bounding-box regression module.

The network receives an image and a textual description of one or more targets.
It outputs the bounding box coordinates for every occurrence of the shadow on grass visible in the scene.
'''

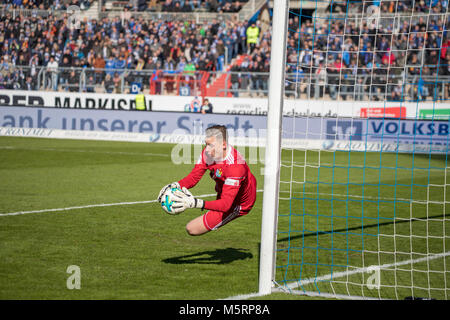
[162,247,253,265]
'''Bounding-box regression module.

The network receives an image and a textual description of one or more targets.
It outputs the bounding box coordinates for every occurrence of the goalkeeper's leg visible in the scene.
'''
[185,215,210,236]
[185,206,244,236]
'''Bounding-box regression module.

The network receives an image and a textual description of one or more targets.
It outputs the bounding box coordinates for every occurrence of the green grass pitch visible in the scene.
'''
[0,136,264,300]
[0,136,448,300]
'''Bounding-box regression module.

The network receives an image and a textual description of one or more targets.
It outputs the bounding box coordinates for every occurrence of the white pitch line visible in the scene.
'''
[0,193,215,217]
[0,190,265,217]
[0,185,436,220]
[222,251,450,300]
[0,145,170,157]
[0,199,158,217]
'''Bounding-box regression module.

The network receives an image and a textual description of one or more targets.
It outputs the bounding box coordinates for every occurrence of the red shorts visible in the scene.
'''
[202,206,248,231]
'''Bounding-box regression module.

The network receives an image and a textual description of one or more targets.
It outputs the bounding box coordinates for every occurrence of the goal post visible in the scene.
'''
[258,0,289,295]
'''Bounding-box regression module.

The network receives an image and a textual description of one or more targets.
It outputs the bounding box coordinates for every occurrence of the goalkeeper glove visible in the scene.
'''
[167,201,186,215]
[157,181,180,202]
[172,187,204,210]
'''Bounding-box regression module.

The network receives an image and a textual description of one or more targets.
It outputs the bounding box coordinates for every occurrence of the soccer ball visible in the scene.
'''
[160,187,183,215]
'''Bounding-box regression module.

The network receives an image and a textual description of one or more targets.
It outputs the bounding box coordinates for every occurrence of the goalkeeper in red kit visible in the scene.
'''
[157,125,257,236]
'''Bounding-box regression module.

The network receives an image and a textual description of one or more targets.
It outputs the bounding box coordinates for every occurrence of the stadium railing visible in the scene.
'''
[98,9,237,24]
[0,3,245,24]
[2,65,449,102]
[100,0,266,22]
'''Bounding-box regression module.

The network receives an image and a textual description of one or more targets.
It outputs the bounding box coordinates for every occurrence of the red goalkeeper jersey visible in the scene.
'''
[178,145,257,213]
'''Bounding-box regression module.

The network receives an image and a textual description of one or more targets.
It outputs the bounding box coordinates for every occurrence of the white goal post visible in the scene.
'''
[258,0,450,300]
[258,0,289,295]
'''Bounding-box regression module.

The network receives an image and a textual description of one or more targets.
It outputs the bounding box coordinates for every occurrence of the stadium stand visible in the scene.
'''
[0,0,448,101]
[1,0,94,10]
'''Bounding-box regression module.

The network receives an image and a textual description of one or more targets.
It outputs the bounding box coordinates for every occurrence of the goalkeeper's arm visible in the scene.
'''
[157,162,206,201]
[172,185,240,213]
[178,162,207,189]
[174,165,245,212]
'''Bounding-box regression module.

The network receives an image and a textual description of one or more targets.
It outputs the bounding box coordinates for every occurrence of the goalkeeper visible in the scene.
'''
[157,125,257,236]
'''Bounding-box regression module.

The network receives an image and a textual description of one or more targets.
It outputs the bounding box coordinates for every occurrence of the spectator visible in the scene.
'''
[59,56,72,90]
[46,55,59,91]
[215,38,226,71]
[0,55,11,78]
[230,64,241,97]
[24,76,34,91]
[314,62,327,99]
[67,69,79,92]
[161,0,175,11]
[112,72,122,93]
[239,56,250,91]
[183,60,196,85]
[92,53,106,84]
[246,22,259,54]
[326,62,339,100]
[85,75,96,93]
[103,73,114,93]
[105,57,116,77]
[201,98,213,114]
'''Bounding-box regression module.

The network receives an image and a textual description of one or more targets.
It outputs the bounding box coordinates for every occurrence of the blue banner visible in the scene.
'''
[0,107,448,151]
[0,107,266,135]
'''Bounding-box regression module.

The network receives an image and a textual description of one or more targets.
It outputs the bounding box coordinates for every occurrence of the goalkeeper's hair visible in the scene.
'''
[205,125,228,143]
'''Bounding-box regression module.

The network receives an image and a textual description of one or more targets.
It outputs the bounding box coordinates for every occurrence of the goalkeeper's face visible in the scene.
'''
[205,135,227,161]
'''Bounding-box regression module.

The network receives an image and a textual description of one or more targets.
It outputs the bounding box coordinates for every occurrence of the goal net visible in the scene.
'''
[260,0,450,300]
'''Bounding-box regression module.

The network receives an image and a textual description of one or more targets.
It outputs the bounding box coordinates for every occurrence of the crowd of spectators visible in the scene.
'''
[0,8,253,93]
[0,0,448,102]
[1,0,94,10]
[225,0,449,101]
[280,0,449,101]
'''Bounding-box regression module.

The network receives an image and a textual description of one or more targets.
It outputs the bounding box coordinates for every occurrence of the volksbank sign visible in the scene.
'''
[324,119,449,153]
[325,119,449,142]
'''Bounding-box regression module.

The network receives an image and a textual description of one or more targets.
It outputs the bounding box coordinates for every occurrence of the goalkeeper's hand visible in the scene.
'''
[172,187,204,210]
[157,181,180,202]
